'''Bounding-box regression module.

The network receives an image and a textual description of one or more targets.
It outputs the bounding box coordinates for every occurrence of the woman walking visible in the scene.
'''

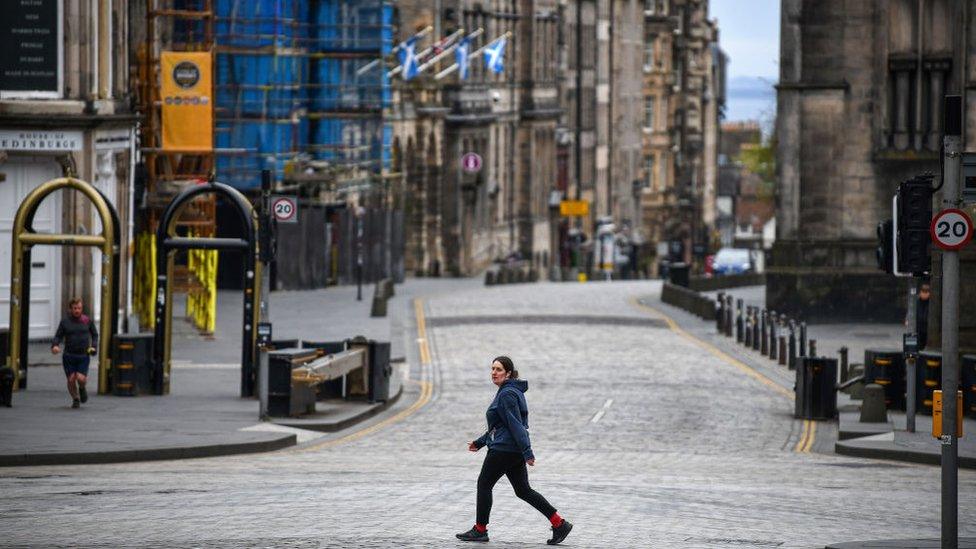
[456,356,573,545]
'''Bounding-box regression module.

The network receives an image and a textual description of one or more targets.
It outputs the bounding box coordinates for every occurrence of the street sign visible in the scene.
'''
[271,195,298,224]
[559,200,589,217]
[461,152,482,173]
[930,208,973,251]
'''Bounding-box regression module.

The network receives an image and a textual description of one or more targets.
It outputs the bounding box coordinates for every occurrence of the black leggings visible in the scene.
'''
[476,449,557,525]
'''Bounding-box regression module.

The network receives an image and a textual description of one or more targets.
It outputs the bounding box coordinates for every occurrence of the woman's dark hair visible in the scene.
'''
[493,355,518,379]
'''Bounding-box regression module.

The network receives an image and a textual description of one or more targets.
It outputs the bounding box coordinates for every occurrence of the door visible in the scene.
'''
[0,157,63,339]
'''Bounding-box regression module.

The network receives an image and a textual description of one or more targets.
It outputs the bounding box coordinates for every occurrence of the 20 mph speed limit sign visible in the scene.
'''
[930,208,974,250]
[271,195,298,224]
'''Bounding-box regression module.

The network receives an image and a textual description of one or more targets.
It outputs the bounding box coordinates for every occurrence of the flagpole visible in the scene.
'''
[357,26,432,76]
[388,29,465,78]
[417,28,484,75]
[435,31,511,80]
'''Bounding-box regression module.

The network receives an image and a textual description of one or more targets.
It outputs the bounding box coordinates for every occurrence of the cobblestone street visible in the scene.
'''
[1,281,974,548]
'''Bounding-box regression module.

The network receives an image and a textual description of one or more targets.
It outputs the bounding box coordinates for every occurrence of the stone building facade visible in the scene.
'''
[392,0,559,277]
[639,0,723,270]
[773,0,976,328]
[1,0,137,338]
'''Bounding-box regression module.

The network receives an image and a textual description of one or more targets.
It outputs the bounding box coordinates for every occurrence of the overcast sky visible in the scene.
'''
[711,0,780,122]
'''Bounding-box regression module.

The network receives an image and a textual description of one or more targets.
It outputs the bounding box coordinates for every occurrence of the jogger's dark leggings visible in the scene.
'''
[477,449,557,525]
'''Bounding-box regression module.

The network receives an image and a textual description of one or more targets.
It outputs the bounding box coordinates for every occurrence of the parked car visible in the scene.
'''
[712,248,752,275]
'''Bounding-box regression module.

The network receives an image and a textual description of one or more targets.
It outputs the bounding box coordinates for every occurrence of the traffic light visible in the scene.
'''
[876,219,893,273]
[896,174,934,275]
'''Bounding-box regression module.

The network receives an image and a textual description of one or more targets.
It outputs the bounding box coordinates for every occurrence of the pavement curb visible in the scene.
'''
[834,436,976,469]
[0,433,297,468]
[825,537,976,548]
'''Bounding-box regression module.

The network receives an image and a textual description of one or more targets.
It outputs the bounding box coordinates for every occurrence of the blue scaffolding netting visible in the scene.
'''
[212,0,393,189]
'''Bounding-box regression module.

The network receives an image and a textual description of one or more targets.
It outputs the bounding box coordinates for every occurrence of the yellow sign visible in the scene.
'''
[560,200,589,217]
[161,51,213,151]
[932,390,964,438]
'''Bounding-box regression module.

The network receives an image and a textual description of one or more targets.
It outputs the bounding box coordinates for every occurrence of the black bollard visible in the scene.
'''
[736,299,744,343]
[743,306,752,349]
[716,292,726,332]
[778,336,787,366]
[769,313,778,361]
[839,346,849,383]
[760,310,768,356]
[752,309,761,351]
[799,322,807,357]
[788,321,797,370]
[809,339,817,358]
[725,295,734,337]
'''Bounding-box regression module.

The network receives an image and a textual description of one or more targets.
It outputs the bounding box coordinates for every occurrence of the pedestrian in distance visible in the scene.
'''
[456,356,573,545]
[51,298,98,409]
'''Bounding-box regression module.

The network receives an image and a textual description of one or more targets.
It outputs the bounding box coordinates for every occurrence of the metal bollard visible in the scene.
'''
[778,336,787,366]
[839,346,849,383]
[752,309,761,351]
[736,299,744,343]
[725,296,734,337]
[799,322,807,357]
[760,310,768,356]
[808,339,817,358]
[716,292,726,332]
[744,307,753,347]
[769,312,778,361]
[788,321,797,370]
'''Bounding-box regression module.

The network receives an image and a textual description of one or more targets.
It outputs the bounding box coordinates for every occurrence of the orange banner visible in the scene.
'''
[161,51,213,151]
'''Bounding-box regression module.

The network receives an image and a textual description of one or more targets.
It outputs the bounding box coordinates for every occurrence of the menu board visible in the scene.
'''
[0,0,60,96]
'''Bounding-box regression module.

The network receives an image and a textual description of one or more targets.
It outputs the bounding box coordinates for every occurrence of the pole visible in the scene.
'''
[906,281,918,433]
[356,207,364,302]
[573,0,583,272]
[259,170,273,322]
[940,95,961,549]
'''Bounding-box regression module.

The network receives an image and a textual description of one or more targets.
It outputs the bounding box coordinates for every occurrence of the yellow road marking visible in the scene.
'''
[631,297,794,401]
[794,419,817,453]
[294,298,434,452]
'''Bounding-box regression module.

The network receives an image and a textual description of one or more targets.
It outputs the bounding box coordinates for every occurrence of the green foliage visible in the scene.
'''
[736,138,777,200]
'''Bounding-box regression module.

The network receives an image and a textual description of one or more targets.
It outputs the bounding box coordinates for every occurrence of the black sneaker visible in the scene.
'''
[78,385,88,403]
[547,520,573,545]
[71,399,80,409]
[456,527,489,542]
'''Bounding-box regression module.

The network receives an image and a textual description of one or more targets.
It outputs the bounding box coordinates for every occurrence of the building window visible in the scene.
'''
[645,155,656,189]
[644,96,656,130]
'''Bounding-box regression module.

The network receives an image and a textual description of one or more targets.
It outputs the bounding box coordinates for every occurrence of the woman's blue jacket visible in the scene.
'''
[473,379,534,460]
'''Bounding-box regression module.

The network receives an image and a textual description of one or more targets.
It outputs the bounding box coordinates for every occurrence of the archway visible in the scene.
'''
[152,181,261,397]
[7,177,120,394]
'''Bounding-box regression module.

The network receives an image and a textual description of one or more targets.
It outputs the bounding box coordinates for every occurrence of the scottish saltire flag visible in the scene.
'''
[456,37,471,80]
[483,36,506,74]
[398,36,420,80]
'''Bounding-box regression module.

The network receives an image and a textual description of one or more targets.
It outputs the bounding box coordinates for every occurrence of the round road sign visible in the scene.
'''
[461,152,482,173]
[272,196,297,223]
[930,208,974,251]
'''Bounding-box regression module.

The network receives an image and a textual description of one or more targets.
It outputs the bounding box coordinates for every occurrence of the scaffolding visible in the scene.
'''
[136,0,219,331]
[213,0,393,191]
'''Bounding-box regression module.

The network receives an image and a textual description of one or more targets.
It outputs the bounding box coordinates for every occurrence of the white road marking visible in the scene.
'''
[239,423,326,444]
[591,398,614,423]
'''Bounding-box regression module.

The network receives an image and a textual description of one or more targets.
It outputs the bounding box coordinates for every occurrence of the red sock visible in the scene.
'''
[474,523,487,533]
[549,512,563,528]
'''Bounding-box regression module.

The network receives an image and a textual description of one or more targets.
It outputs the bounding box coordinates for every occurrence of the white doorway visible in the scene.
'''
[0,156,63,339]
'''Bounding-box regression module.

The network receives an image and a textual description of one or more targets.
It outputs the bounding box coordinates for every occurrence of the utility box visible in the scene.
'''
[864,349,906,410]
[111,334,154,396]
[368,340,392,403]
[917,350,942,415]
[265,348,319,417]
[962,354,976,420]
[795,357,838,420]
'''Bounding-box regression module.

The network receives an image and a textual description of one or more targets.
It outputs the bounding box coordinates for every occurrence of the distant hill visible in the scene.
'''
[725,76,776,122]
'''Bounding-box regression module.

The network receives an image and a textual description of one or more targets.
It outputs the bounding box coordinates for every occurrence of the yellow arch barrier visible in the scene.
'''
[7,177,119,395]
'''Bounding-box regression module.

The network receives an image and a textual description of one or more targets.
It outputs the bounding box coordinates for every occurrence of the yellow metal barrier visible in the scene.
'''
[184,229,218,334]
[134,232,157,329]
